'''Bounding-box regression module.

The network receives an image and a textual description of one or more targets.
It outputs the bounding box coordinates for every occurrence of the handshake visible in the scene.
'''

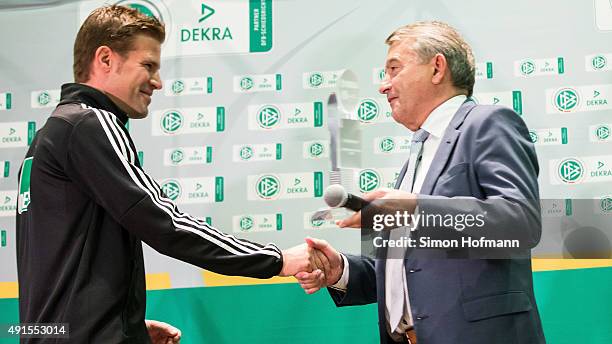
[279,238,345,294]
[275,188,416,293]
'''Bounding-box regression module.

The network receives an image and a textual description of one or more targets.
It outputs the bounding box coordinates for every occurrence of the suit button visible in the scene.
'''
[415,315,429,321]
[408,268,421,273]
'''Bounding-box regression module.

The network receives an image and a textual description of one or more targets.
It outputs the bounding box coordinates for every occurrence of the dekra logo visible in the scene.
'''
[287,177,308,194]
[181,3,233,42]
[588,90,608,107]
[3,127,21,143]
[592,160,612,178]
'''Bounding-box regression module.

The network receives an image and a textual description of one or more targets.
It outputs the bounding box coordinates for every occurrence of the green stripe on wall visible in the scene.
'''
[534,267,612,344]
[1,267,611,343]
[0,298,17,344]
[145,284,378,344]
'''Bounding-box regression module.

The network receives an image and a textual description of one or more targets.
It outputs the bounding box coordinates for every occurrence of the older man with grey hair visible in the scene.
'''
[297,21,546,344]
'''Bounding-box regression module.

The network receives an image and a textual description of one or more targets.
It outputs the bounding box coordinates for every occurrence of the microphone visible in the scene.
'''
[324,184,369,212]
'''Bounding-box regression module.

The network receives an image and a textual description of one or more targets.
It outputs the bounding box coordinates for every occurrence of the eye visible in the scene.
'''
[384,66,397,78]
[143,63,153,71]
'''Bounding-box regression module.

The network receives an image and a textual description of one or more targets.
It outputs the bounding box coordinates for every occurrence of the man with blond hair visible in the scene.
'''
[16,6,311,343]
[297,21,546,344]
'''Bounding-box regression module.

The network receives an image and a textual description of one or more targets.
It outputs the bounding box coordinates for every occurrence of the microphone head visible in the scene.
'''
[324,184,348,208]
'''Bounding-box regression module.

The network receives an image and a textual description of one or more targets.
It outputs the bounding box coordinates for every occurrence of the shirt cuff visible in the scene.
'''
[329,253,349,291]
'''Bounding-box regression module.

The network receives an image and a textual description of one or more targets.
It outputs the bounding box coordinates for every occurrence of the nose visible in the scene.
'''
[151,71,162,90]
[378,75,390,95]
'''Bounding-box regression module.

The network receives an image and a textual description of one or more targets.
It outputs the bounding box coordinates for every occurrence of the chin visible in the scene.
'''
[132,112,148,119]
[128,109,148,119]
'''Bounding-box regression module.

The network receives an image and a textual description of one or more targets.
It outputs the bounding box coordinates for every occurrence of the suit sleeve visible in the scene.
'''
[64,108,282,278]
[328,254,378,306]
[416,107,542,249]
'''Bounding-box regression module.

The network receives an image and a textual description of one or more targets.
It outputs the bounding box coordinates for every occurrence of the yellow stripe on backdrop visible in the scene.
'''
[0,282,18,298]
[201,271,295,287]
[203,259,612,286]
[531,259,612,272]
[145,272,172,290]
[1,261,612,298]
[0,273,173,299]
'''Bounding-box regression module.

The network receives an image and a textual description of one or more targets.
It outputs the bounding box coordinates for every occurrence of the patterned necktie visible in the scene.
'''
[386,128,430,333]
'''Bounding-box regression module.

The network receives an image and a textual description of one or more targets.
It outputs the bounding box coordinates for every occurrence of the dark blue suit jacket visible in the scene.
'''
[328,100,546,344]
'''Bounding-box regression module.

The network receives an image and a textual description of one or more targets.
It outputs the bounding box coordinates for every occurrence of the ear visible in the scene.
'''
[92,46,114,74]
[431,53,448,85]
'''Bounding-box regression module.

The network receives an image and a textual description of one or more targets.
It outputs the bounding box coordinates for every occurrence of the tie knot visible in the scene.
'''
[412,128,429,143]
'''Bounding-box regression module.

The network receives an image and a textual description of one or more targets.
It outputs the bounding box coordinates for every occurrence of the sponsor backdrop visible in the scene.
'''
[1,0,612,343]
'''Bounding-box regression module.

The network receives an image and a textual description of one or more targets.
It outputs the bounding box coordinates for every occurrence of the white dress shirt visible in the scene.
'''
[331,95,467,335]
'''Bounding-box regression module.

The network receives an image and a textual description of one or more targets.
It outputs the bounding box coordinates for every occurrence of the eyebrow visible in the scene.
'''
[143,59,160,69]
[385,57,401,67]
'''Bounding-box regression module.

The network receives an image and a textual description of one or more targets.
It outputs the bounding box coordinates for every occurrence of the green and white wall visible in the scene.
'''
[1,0,611,343]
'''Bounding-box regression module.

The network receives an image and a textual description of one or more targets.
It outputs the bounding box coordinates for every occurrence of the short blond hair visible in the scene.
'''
[386,21,475,96]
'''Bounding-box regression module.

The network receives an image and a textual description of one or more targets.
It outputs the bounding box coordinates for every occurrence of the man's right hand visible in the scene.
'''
[279,243,312,277]
[296,237,343,294]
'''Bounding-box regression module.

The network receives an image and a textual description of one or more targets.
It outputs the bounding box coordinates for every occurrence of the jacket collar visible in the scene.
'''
[58,83,129,124]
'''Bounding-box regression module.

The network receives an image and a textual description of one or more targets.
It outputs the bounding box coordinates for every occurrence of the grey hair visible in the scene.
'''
[385,21,475,97]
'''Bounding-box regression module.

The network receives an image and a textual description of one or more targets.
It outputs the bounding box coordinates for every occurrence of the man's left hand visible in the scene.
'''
[146,319,181,344]
[337,188,417,228]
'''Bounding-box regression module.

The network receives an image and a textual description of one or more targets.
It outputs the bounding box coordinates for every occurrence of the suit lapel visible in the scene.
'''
[379,100,476,308]
[380,129,414,300]
[419,130,460,195]
[419,100,476,195]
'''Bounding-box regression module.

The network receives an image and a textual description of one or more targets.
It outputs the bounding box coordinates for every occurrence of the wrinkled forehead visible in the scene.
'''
[385,39,419,65]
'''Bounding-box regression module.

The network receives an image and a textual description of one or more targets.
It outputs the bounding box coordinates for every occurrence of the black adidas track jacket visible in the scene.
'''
[16,83,283,343]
